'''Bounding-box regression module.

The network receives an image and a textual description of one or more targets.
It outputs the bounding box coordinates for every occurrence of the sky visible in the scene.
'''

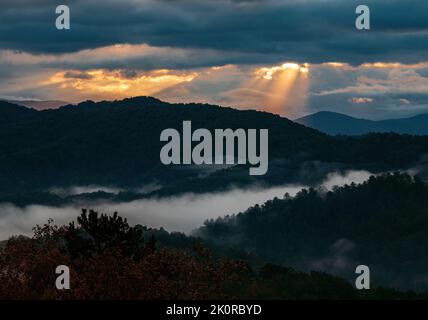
[1,0,428,119]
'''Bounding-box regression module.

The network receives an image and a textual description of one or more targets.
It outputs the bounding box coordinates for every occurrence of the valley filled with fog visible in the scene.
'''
[0,170,372,239]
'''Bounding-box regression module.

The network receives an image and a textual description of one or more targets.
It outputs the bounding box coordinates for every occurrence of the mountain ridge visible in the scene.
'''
[1,97,428,204]
[0,99,69,110]
[296,111,428,135]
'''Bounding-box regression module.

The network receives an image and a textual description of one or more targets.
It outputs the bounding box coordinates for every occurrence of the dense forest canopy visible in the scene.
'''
[1,207,426,299]
[1,97,428,205]
[1,97,428,296]
[197,173,428,290]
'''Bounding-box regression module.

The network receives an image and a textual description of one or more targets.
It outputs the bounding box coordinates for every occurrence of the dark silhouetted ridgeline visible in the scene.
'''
[296,111,428,136]
[1,97,428,205]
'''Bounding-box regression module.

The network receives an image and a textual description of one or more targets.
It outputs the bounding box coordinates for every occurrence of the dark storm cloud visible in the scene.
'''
[63,70,94,79]
[0,0,427,65]
[40,47,280,71]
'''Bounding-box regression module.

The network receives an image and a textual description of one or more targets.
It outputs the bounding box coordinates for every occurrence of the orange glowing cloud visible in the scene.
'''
[42,69,198,100]
[350,97,374,104]
[361,62,405,69]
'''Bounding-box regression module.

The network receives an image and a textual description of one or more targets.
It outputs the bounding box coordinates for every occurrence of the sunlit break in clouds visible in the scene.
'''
[255,63,309,81]
[250,63,310,115]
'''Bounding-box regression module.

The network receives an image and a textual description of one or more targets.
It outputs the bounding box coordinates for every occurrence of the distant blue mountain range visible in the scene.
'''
[296,111,428,135]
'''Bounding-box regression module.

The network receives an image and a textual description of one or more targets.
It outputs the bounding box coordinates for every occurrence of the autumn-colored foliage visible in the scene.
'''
[1,209,425,300]
[0,209,250,300]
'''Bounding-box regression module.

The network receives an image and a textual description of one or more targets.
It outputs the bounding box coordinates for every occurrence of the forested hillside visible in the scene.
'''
[1,97,428,205]
[198,173,428,290]
[1,208,425,299]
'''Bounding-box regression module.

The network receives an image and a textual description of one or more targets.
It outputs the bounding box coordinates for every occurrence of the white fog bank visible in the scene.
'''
[0,170,372,240]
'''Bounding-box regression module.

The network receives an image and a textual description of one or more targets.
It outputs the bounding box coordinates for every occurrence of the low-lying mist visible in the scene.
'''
[0,170,372,240]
